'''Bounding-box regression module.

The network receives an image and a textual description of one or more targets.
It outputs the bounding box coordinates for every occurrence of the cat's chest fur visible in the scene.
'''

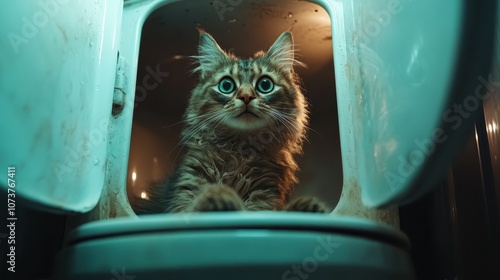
[183,140,285,199]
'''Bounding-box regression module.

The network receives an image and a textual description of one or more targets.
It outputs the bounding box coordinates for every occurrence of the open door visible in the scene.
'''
[0,0,123,213]
[334,0,498,207]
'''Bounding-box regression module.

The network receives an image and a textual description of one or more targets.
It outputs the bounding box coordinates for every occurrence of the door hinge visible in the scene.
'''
[112,53,127,115]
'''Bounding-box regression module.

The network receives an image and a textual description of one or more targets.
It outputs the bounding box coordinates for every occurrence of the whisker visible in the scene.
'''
[162,110,221,128]
[263,108,315,144]
[171,114,225,162]
[262,114,284,143]
[266,113,295,135]
[168,111,225,160]
[262,106,321,138]
[262,107,298,132]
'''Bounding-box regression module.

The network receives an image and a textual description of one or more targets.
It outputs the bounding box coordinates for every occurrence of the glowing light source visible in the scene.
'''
[486,121,497,134]
[140,191,148,199]
[132,171,137,181]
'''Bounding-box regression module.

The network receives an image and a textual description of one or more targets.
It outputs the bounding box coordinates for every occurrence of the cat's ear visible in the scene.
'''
[265,32,299,72]
[193,29,228,77]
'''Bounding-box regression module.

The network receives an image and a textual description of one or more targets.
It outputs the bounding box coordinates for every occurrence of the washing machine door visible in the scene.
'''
[340,0,498,207]
[0,0,123,213]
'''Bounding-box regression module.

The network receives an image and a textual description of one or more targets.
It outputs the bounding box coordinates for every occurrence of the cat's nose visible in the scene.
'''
[238,92,256,104]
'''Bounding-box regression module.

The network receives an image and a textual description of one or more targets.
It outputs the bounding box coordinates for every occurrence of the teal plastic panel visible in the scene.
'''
[319,0,497,207]
[53,213,415,280]
[0,0,123,212]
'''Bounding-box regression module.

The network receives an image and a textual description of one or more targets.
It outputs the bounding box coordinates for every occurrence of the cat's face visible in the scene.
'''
[187,31,307,133]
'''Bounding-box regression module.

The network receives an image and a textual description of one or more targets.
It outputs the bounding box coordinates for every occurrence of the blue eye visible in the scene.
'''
[218,77,235,94]
[257,76,274,94]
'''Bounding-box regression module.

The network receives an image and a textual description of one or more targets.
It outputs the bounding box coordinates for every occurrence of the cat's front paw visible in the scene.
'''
[284,197,328,213]
[190,184,245,212]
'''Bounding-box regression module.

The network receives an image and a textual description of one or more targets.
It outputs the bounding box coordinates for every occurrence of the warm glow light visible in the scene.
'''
[132,171,137,181]
[140,191,148,199]
[486,122,497,134]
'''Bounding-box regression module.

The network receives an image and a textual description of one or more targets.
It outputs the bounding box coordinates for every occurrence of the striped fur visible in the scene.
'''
[135,30,325,214]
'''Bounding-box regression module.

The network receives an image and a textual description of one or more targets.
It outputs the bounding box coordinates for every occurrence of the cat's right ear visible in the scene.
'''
[193,30,227,78]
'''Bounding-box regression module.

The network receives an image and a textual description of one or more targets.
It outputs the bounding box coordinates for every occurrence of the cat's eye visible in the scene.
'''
[256,76,274,94]
[218,77,236,94]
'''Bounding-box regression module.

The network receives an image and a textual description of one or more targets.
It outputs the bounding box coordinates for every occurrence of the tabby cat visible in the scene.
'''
[135,29,326,214]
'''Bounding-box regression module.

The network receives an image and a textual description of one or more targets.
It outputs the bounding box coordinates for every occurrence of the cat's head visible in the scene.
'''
[187,29,307,138]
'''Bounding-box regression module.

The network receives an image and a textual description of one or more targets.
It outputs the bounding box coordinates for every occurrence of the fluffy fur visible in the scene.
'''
[135,30,325,214]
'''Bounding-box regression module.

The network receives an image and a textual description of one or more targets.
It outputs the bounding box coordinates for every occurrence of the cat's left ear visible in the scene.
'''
[265,32,297,73]
[194,30,228,77]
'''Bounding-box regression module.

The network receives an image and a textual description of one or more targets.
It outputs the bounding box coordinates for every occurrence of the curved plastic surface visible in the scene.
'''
[0,1,123,212]
[325,0,497,207]
[53,212,415,280]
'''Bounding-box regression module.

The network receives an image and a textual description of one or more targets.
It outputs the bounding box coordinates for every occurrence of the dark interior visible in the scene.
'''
[126,0,343,211]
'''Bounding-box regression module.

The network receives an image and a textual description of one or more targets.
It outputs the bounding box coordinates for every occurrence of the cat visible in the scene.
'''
[135,29,326,214]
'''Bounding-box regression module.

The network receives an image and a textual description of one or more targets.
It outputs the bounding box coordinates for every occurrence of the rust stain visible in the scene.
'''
[250,2,282,18]
[333,178,399,227]
[22,104,31,113]
[30,119,53,153]
[56,23,68,44]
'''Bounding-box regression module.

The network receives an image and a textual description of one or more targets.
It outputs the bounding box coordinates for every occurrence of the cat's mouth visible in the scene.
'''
[226,109,267,130]
[236,110,259,119]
